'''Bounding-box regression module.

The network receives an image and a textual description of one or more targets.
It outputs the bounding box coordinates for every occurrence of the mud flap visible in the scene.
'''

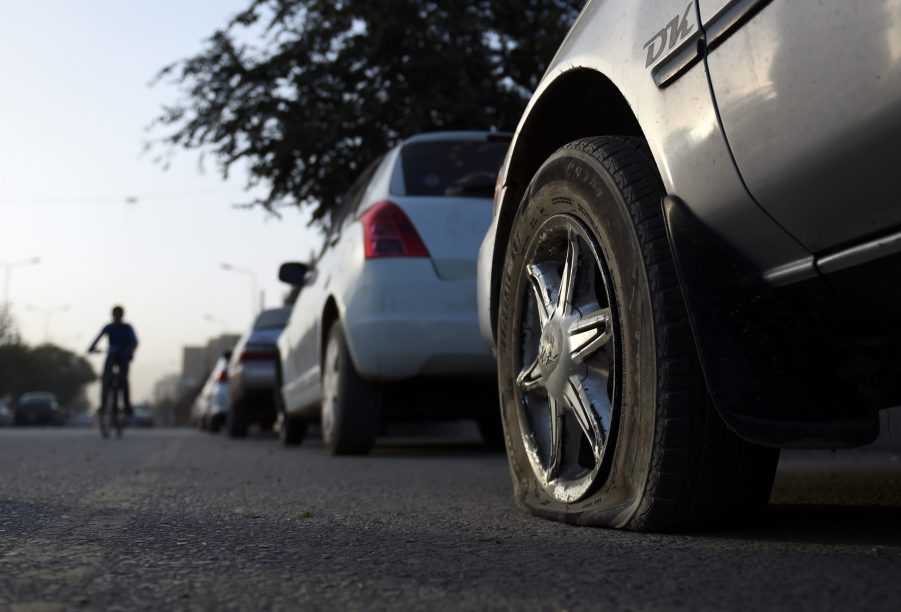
[662,196,878,448]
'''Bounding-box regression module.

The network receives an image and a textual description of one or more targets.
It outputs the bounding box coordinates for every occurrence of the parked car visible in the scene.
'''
[14,392,62,426]
[191,353,231,433]
[277,131,510,453]
[0,401,13,427]
[225,307,291,438]
[128,404,155,428]
[477,0,901,531]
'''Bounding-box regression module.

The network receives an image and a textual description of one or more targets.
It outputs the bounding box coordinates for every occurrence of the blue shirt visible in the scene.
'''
[94,322,138,356]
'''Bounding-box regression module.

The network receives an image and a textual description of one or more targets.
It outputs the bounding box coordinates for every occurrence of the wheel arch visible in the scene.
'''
[490,68,645,339]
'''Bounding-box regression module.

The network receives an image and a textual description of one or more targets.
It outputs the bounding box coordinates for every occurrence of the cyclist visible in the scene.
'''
[88,305,139,419]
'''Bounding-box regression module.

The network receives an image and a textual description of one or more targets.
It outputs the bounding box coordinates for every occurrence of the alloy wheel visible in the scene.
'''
[513,214,619,503]
[321,334,340,444]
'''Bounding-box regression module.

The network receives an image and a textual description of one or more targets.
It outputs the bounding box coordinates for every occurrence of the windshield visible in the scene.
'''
[395,138,509,197]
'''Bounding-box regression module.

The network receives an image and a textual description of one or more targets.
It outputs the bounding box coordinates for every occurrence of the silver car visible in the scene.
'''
[277,132,509,454]
[191,354,231,433]
[225,307,291,438]
[477,0,901,530]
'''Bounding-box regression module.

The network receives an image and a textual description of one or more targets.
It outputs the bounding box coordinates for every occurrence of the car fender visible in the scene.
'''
[483,0,810,345]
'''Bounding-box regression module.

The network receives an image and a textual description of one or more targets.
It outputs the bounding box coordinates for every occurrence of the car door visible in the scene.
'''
[282,158,383,413]
[700,0,901,253]
[282,234,333,413]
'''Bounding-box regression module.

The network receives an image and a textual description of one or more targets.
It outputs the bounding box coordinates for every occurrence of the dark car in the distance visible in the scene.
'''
[0,401,13,427]
[14,392,62,426]
[127,404,156,428]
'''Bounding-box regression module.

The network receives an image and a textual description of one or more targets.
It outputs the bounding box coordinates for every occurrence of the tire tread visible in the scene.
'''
[560,136,778,531]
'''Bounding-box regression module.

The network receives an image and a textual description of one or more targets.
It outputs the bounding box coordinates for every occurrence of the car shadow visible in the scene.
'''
[711,448,901,548]
[722,504,901,549]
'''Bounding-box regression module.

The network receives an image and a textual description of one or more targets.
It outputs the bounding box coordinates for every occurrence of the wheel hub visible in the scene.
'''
[537,317,573,398]
[537,321,563,375]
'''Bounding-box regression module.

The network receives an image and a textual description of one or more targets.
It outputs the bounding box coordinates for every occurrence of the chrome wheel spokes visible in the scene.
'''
[570,308,613,364]
[526,263,554,325]
[516,217,618,504]
[555,233,579,318]
[547,396,563,480]
[516,357,544,392]
[562,378,602,450]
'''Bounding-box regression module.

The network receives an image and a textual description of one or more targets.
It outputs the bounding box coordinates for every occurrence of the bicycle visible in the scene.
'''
[90,348,129,439]
[102,364,127,438]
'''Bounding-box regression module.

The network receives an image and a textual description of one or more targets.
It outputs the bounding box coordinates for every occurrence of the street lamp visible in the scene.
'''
[1,256,42,307]
[220,262,258,320]
[26,303,70,343]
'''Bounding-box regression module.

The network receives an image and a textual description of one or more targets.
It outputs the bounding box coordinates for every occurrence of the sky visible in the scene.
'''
[0,2,321,401]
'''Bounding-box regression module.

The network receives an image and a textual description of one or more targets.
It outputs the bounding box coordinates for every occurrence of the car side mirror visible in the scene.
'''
[279,262,310,286]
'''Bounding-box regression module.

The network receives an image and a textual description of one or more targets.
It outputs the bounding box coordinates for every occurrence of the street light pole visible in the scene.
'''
[26,303,70,343]
[1,256,42,307]
[203,313,229,333]
[220,262,258,320]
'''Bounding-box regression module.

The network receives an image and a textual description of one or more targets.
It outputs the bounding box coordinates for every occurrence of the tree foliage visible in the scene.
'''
[0,341,97,408]
[152,0,583,224]
[0,305,19,346]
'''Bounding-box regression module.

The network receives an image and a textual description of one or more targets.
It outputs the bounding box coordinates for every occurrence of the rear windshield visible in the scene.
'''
[20,393,56,404]
[254,308,291,330]
[396,139,509,197]
[21,398,53,406]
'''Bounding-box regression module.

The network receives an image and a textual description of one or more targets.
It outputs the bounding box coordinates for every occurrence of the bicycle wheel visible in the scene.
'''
[99,409,109,438]
[112,377,123,438]
[99,395,111,439]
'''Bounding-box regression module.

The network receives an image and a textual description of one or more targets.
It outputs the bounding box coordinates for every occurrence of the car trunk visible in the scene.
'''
[392,195,494,280]
[20,402,52,422]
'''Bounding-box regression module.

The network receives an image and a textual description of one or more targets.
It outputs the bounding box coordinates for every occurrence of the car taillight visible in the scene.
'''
[359,200,429,259]
[215,370,228,382]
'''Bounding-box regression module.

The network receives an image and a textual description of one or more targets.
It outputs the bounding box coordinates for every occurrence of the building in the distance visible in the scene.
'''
[152,373,180,404]
[181,334,240,389]
[171,334,240,424]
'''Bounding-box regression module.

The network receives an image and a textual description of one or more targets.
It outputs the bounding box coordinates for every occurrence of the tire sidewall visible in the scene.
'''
[227,399,248,438]
[497,148,658,526]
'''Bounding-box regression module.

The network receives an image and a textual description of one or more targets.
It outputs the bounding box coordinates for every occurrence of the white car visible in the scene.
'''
[276,131,510,454]
[191,353,231,433]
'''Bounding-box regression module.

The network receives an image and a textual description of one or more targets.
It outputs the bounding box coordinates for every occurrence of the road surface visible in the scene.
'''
[1,426,899,610]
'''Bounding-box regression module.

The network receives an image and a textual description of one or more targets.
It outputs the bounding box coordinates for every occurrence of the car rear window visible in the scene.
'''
[397,139,509,197]
[20,394,56,405]
[21,398,52,406]
[254,308,291,330]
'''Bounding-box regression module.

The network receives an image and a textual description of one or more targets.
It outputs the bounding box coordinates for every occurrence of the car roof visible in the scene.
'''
[402,131,513,145]
[20,392,57,401]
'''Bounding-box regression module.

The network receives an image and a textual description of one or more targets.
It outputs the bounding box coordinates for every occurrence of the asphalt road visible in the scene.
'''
[1,425,900,611]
